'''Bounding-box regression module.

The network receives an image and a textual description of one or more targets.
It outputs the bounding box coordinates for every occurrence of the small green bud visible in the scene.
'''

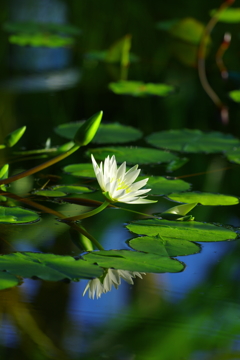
[4,126,26,147]
[74,111,103,146]
[0,164,9,192]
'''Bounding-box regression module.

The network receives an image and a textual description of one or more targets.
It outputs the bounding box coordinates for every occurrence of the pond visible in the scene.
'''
[1,0,240,359]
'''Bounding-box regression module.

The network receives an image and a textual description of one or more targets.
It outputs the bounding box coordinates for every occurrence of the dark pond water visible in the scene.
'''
[1,0,240,359]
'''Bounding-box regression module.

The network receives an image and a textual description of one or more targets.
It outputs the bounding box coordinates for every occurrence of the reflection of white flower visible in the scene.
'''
[91,154,156,204]
[83,269,145,300]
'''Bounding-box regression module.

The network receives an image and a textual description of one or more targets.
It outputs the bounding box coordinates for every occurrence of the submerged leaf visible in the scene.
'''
[83,250,184,273]
[126,219,237,242]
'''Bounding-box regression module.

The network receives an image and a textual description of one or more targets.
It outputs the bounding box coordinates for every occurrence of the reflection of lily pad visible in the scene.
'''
[83,250,184,273]
[145,176,191,196]
[0,207,40,224]
[55,122,142,144]
[109,81,175,97]
[128,235,201,256]
[146,129,240,153]
[127,219,237,242]
[167,192,239,206]
[88,146,178,165]
[0,252,103,281]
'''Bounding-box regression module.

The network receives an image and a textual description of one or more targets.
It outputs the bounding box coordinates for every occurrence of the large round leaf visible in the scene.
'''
[63,163,95,178]
[108,81,175,97]
[0,272,20,290]
[88,147,178,165]
[55,122,142,144]
[0,252,103,281]
[126,219,237,242]
[128,235,201,256]
[146,176,191,196]
[83,250,184,273]
[146,129,240,153]
[0,206,40,224]
[167,192,239,206]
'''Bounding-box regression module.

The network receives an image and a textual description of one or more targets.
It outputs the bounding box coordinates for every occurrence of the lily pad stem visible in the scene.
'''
[61,201,110,222]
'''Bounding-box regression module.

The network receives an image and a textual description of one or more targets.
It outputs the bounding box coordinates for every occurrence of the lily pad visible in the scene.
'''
[167,192,239,206]
[0,207,40,224]
[146,129,240,153]
[210,8,240,23]
[168,17,208,45]
[34,190,67,197]
[145,176,191,196]
[9,33,74,48]
[83,250,184,273]
[55,122,142,144]
[109,81,175,97]
[229,90,240,103]
[226,148,240,164]
[0,272,21,290]
[0,252,103,281]
[128,235,201,257]
[126,219,237,242]
[3,21,81,36]
[88,147,178,165]
[63,163,95,178]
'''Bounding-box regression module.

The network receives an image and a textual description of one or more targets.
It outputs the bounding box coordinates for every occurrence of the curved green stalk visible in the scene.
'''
[0,144,80,185]
[70,223,104,251]
[61,201,110,222]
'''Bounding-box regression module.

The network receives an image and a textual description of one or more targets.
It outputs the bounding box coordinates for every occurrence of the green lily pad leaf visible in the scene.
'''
[128,235,201,257]
[166,157,189,172]
[63,163,95,178]
[0,207,40,224]
[3,21,81,36]
[146,129,240,153]
[0,196,7,202]
[83,250,184,273]
[109,81,175,97]
[169,18,209,45]
[167,192,239,206]
[0,272,21,290]
[4,126,26,148]
[144,176,191,196]
[88,147,178,165]
[9,33,74,48]
[229,90,240,102]
[53,185,94,194]
[126,219,237,242]
[0,252,103,281]
[55,122,142,144]
[33,190,67,197]
[226,148,240,164]
[210,8,240,23]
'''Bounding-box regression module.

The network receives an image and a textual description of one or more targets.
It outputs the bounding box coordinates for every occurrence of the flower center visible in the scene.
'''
[116,179,130,193]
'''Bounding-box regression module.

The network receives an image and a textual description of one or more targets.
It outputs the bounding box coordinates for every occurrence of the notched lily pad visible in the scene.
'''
[128,235,201,257]
[0,252,103,282]
[146,129,240,153]
[55,122,142,144]
[88,146,178,165]
[167,192,239,206]
[0,206,40,224]
[126,219,237,242]
[109,81,175,97]
[83,250,185,273]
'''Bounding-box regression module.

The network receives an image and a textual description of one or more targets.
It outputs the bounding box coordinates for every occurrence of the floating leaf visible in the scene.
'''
[109,81,175,97]
[145,176,191,196]
[0,272,20,290]
[146,129,240,153]
[9,33,74,48]
[126,219,237,242]
[83,250,184,273]
[167,192,239,206]
[0,207,40,224]
[63,163,95,178]
[210,8,240,23]
[160,202,197,221]
[33,190,67,197]
[55,122,142,144]
[229,90,240,102]
[0,252,103,281]
[4,126,26,148]
[3,21,81,36]
[88,147,178,165]
[128,235,201,257]
[34,185,93,197]
[226,148,240,164]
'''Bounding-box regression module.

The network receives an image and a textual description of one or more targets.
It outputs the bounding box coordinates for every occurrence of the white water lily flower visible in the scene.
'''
[91,154,156,204]
[83,269,145,299]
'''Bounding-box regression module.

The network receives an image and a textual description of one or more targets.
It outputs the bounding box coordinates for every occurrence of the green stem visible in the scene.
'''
[70,223,104,250]
[0,144,80,185]
[61,201,110,222]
